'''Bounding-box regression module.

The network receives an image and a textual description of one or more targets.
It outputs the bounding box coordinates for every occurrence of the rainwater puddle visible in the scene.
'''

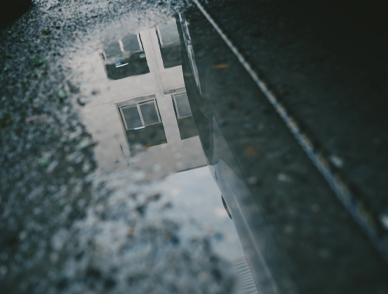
[70,14,259,294]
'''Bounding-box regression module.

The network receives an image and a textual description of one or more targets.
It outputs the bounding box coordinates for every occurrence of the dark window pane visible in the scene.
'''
[104,42,122,58]
[140,101,159,125]
[122,34,141,52]
[158,22,180,46]
[122,106,142,129]
[104,42,122,59]
[175,93,192,117]
[177,116,198,140]
[160,45,181,68]
[126,124,167,150]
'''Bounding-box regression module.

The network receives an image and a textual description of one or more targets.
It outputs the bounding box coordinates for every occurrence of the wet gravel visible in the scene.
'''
[0,1,236,293]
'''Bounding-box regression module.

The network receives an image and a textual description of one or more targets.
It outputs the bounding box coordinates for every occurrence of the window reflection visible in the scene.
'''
[117,97,167,148]
[101,33,149,80]
[173,92,192,118]
[171,91,198,140]
[119,98,162,130]
[156,20,182,69]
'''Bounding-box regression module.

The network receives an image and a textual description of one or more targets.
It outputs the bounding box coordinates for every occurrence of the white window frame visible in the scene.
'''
[119,98,161,131]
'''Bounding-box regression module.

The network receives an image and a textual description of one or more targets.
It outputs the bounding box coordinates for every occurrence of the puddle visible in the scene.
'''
[69,14,263,293]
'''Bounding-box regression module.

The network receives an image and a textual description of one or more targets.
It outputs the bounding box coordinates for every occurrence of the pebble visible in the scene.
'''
[277,173,292,182]
[329,155,344,168]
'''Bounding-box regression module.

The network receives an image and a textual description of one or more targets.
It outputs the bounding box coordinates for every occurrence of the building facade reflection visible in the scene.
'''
[81,18,206,175]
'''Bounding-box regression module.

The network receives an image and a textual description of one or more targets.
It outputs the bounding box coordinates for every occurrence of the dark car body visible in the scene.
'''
[178,13,289,294]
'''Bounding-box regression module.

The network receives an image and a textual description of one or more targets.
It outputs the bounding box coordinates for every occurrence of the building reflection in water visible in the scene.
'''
[81,18,206,176]
[78,17,259,294]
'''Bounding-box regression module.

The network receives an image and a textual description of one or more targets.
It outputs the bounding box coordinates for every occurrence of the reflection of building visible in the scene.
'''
[80,19,206,175]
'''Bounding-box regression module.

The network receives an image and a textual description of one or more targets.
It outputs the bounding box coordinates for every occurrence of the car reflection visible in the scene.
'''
[178,12,286,294]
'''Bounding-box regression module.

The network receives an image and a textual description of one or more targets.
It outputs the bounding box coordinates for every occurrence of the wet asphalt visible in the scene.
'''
[182,5,388,293]
[1,0,388,293]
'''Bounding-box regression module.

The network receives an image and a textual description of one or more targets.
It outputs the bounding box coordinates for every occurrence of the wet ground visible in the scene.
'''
[1,0,388,294]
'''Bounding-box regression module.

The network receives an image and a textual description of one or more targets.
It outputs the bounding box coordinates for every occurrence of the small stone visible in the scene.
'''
[284,225,294,234]
[330,155,344,168]
[58,90,67,100]
[38,157,50,168]
[19,231,27,240]
[248,176,259,185]
[380,214,388,230]
[278,173,291,182]
[47,160,59,173]
[42,28,51,35]
[77,97,87,106]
